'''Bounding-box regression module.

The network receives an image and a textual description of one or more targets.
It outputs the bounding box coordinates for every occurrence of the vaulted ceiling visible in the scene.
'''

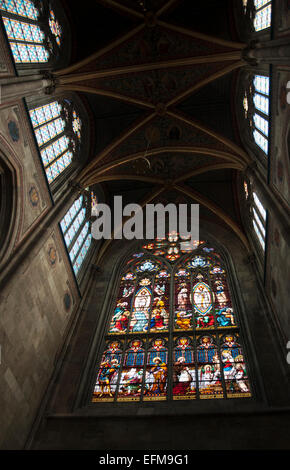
[58,0,251,253]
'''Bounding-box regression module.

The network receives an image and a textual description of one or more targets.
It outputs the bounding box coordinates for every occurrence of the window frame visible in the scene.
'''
[89,243,255,405]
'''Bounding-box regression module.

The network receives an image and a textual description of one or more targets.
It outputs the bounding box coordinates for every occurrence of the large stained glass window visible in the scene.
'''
[0,0,62,64]
[29,100,82,184]
[92,237,252,402]
[60,194,92,276]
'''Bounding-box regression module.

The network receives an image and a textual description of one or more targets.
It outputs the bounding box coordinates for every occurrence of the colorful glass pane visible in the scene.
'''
[49,9,62,47]
[34,118,65,147]
[93,243,251,402]
[129,279,152,333]
[150,272,170,332]
[30,102,62,128]
[173,337,196,399]
[0,0,39,19]
[3,17,44,42]
[92,341,123,402]
[72,110,81,139]
[117,339,145,401]
[108,278,135,334]
[197,335,223,399]
[10,41,48,62]
[221,333,251,398]
[143,338,168,401]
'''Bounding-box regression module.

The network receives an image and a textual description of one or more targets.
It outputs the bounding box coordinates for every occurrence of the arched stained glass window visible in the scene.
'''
[60,194,92,276]
[92,237,252,402]
[29,100,82,184]
[0,0,62,64]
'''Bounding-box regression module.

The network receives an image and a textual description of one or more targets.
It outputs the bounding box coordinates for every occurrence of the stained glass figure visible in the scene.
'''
[197,335,223,399]
[174,268,192,331]
[92,341,122,402]
[220,333,251,398]
[173,337,196,400]
[108,277,134,334]
[117,339,145,401]
[150,272,170,332]
[129,279,152,333]
[60,194,92,275]
[143,338,168,401]
[93,242,252,402]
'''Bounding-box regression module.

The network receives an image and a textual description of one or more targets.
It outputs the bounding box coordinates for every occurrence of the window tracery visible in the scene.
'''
[92,238,252,402]
[0,0,62,64]
[29,99,82,184]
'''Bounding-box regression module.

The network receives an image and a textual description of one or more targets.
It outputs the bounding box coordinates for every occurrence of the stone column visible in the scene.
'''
[245,164,290,246]
[0,74,55,105]
[244,39,290,65]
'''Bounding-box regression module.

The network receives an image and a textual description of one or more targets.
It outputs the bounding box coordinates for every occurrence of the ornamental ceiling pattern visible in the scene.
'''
[55,0,253,257]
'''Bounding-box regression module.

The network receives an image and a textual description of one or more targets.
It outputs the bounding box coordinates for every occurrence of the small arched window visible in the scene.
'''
[60,193,93,276]
[29,99,82,184]
[92,237,252,402]
[0,0,62,64]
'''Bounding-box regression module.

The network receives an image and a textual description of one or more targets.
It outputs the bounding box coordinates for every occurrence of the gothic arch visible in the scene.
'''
[75,230,264,410]
[0,149,18,265]
[25,91,92,196]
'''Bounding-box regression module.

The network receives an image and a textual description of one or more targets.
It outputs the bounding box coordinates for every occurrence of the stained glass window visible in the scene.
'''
[60,194,92,275]
[0,0,62,64]
[251,75,270,156]
[253,1,272,31]
[49,9,61,47]
[92,237,252,402]
[29,101,82,184]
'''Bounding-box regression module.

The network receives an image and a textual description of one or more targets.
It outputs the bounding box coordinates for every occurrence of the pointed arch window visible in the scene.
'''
[0,0,62,64]
[29,99,82,184]
[60,194,92,276]
[92,237,252,402]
